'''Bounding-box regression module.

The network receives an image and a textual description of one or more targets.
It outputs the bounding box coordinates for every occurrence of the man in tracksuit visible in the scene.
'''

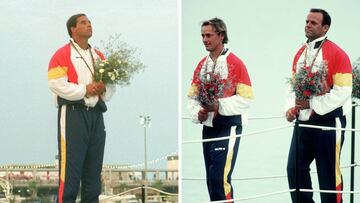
[48,14,115,203]
[188,18,253,202]
[285,9,352,203]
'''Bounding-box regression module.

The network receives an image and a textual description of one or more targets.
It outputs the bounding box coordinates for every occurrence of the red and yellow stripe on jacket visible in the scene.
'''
[48,43,105,84]
[48,43,79,84]
[48,43,106,101]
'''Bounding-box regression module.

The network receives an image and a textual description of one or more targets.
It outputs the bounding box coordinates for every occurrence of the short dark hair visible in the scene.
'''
[202,17,228,44]
[66,13,86,37]
[310,8,331,27]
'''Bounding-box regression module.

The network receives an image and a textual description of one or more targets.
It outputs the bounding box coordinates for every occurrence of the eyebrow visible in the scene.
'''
[80,19,91,23]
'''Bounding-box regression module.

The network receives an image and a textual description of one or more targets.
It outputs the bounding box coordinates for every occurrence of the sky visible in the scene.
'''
[0,0,178,168]
[181,0,360,202]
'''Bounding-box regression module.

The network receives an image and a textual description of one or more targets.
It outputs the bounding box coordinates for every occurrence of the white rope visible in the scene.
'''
[202,187,360,203]
[99,186,143,201]
[103,150,178,169]
[203,189,295,203]
[299,124,360,132]
[182,124,293,144]
[100,185,178,201]
[144,186,178,196]
[182,163,358,181]
[182,115,284,120]
[248,116,284,120]
[299,188,360,194]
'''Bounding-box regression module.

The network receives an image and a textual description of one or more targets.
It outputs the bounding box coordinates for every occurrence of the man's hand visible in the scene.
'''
[198,109,208,122]
[286,107,298,122]
[295,99,310,110]
[86,81,106,97]
[94,81,106,95]
[201,100,219,112]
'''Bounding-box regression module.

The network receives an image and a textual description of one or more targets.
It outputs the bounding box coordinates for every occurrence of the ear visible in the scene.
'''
[322,25,329,34]
[219,32,225,41]
[70,26,76,35]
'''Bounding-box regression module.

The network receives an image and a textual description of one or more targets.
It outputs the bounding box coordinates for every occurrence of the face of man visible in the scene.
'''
[201,25,224,53]
[71,15,93,39]
[305,12,329,42]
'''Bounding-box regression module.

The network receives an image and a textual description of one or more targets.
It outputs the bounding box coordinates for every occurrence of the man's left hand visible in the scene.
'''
[94,81,106,95]
[295,99,310,110]
[201,100,219,112]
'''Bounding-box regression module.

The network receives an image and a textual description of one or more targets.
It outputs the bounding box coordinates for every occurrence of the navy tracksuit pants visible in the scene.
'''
[202,125,242,202]
[57,104,106,203]
[287,115,346,203]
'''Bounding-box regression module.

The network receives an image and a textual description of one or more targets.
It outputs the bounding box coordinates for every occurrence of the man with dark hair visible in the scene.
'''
[310,8,331,27]
[66,13,86,37]
[285,9,352,203]
[48,14,115,203]
[188,17,253,202]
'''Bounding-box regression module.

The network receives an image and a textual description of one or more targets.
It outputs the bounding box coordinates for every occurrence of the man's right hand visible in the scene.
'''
[198,109,208,122]
[286,107,298,122]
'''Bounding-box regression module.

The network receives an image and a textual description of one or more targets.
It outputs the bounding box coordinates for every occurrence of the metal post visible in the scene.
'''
[350,102,356,203]
[295,120,300,203]
[140,115,151,203]
[144,126,148,180]
[141,184,146,203]
[144,125,147,203]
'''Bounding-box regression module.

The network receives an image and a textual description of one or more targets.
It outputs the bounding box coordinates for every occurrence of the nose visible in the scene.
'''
[202,36,206,42]
[203,38,208,45]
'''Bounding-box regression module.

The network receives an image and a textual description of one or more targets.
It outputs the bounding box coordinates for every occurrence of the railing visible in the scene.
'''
[182,101,359,202]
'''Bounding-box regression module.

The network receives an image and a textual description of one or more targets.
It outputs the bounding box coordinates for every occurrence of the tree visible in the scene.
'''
[27,181,37,199]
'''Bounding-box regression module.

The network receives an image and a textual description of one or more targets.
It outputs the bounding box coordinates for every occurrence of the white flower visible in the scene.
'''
[99,68,105,73]
[108,72,116,81]
[99,63,105,67]
[118,60,122,64]
[114,69,119,76]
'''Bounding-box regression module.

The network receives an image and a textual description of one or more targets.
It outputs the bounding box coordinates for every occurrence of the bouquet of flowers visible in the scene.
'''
[94,34,145,86]
[288,64,328,100]
[353,58,360,99]
[196,72,228,106]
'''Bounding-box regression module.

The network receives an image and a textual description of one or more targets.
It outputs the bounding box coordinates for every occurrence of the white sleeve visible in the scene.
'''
[187,98,201,124]
[84,96,98,107]
[101,84,116,102]
[48,77,86,101]
[284,84,295,114]
[310,85,352,115]
[218,95,251,116]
